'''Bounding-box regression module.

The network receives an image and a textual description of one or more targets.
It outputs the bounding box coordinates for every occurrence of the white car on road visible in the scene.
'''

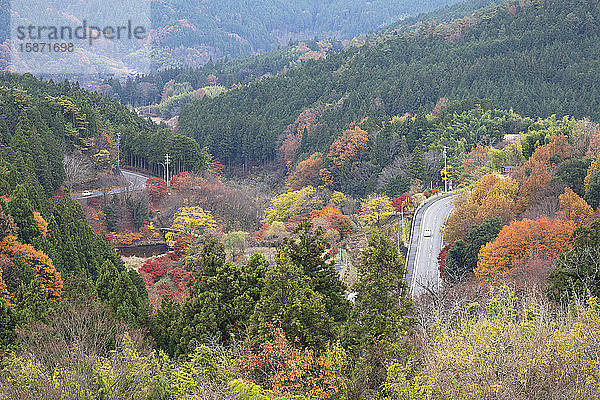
[423,229,432,237]
[81,191,93,197]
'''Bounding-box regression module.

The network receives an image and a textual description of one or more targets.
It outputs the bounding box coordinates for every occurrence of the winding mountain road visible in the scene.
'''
[71,169,151,200]
[406,193,456,297]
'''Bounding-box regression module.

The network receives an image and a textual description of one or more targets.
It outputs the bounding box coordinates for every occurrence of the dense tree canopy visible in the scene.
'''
[179,0,600,178]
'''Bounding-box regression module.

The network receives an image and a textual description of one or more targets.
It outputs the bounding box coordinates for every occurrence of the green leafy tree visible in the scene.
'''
[444,240,468,284]
[444,218,503,284]
[554,158,592,197]
[464,218,503,273]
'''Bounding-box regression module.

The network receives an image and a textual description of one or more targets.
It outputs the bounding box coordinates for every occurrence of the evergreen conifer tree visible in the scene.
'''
[249,253,334,350]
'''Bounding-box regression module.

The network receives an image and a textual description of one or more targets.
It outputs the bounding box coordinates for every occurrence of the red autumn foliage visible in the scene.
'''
[170,171,193,192]
[392,194,413,213]
[330,246,339,257]
[171,235,195,261]
[140,254,171,284]
[438,242,453,279]
[254,223,269,243]
[168,268,192,301]
[145,177,168,202]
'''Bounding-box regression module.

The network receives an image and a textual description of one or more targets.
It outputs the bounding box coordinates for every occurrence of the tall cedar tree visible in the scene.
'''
[343,234,414,396]
[96,260,118,302]
[7,185,40,243]
[278,220,349,326]
[108,271,144,328]
[345,234,414,350]
[167,241,269,356]
[249,253,334,350]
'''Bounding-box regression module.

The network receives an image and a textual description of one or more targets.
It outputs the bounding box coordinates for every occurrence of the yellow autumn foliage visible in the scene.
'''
[262,186,316,224]
[357,194,394,226]
[166,206,218,248]
[421,287,600,399]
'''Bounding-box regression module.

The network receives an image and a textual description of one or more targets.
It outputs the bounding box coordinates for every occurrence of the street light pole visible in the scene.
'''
[401,204,405,244]
[116,132,121,173]
[443,146,448,192]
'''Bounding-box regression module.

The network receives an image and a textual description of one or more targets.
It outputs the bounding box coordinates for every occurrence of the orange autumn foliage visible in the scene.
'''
[475,217,574,280]
[559,187,594,225]
[289,152,323,190]
[309,206,342,220]
[309,206,354,237]
[515,135,572,211]
[33,212,48,238]
[327,126,369,169]
[0,235,63,299]
[241,328,346,399]
[444,174,518,242]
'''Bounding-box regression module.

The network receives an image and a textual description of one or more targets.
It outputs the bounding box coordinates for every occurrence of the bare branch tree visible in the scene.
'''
[63,152,93,189]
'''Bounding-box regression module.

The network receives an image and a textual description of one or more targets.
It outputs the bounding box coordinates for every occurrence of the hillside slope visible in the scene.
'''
[178,0,600,167]
[149,0,464,66]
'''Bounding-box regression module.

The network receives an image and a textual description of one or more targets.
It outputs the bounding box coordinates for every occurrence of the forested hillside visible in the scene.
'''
[5,1,600,398]
[0,0,463,74]
[149,0,463,65]
[178,0,600,171]
[0,73,209,179]
[0,73,151,329]
[103,0,500,108]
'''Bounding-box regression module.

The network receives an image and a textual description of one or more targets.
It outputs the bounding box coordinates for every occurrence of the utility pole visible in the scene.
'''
[165,153,171,186]
[443,145,448,192]
[396,201,407,254]
[401,203,406,244]
[116,132,121,173]
[396,218,400,254]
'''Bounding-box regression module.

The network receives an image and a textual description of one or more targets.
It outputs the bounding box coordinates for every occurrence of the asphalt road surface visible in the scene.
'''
[406,194,456,297]
[71,169,150,200]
